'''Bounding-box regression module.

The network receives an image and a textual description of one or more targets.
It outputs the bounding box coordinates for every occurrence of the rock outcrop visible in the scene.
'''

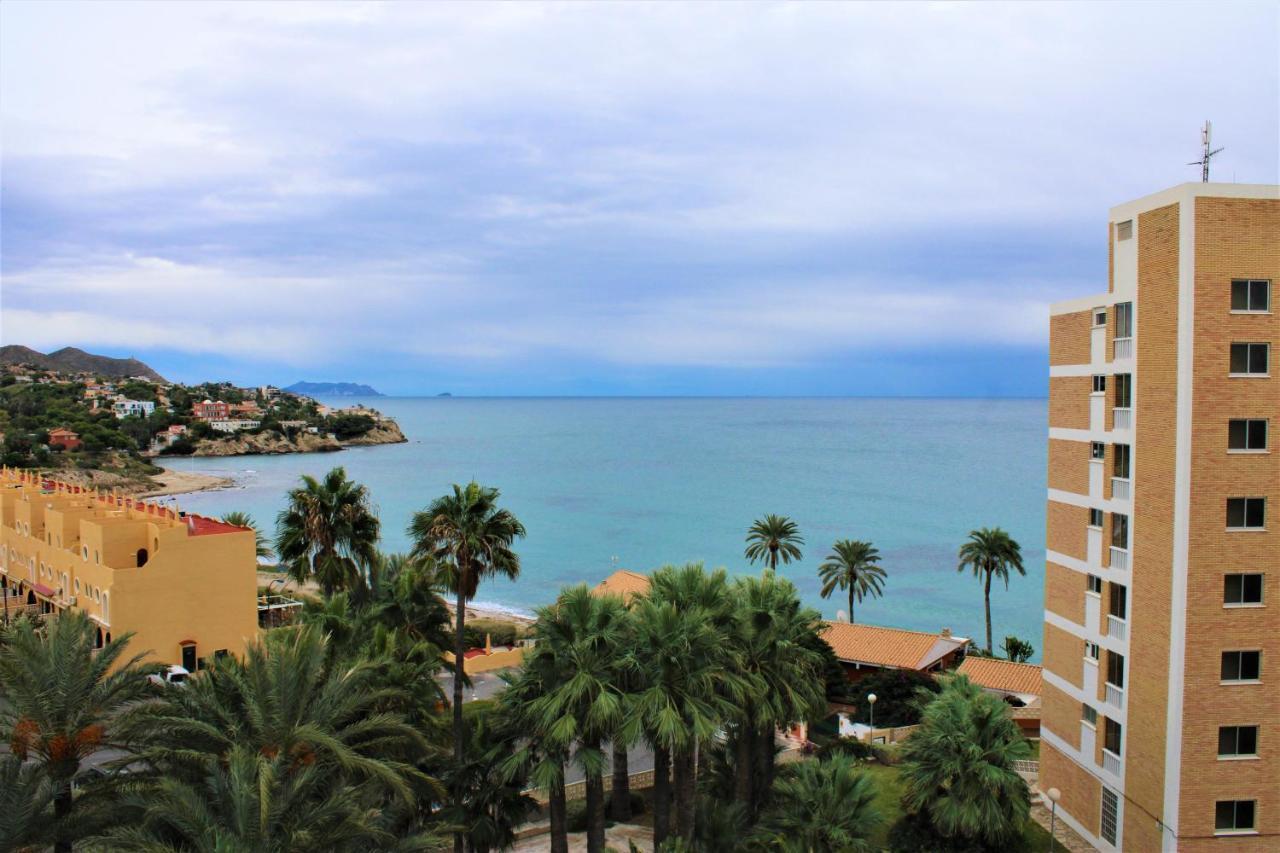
[190,419,406,457]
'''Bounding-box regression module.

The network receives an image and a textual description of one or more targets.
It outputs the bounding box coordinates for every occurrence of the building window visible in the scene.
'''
[1091,441,1105,459]
[1093,308,1108,327]
[1089,508,1104,528]
[1106,651,1125,689]
[1103,717,1123,754]
[1115,220,1133,241]
[1231,279,1270,312]
[1224,573,1264,606]
[1112,443,1131,478]
[1111,513,1129,549]
[1215,800,1256,834]
[1113,373,1132,408]
[74,579,81,595]
[1101,788,1119,845]
[1087,574,1103,594]
[1230,343,1269,376]
[1218,726,1259,758]
[1221,651,1262,683]
[1227,498,1266,530]
[1109,584,1127,619]
[1114,301,1133,338]
[1082,703,1098,727]
[1228,419,1268,451]
[1085,641,1100,661]
[1092,375,1107,394]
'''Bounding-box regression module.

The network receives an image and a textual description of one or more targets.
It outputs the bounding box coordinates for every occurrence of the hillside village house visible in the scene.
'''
[228,401,260,417]
[820,620,969,681]
[192,399,231,421]
[209,419,262,434]
[0,468,272,671]
[111,399,155,419]
[46,427,81,452]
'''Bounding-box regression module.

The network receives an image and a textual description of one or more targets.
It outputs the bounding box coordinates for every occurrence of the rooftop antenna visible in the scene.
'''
[1188,120,1224,183]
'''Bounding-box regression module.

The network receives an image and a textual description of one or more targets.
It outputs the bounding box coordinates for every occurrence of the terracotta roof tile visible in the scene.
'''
[591,569,650,603]
[957,657,1043,697]
[820,621,968,670]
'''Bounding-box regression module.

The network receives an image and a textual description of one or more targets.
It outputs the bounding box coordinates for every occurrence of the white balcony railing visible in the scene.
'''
[1109,547,1129,570]
[1102,749,1123,776]
[1107,615,1127,641]
[1105,682,1124,708]
[1113,407,1132,430]
[1113,337,1133,360]
[1111,477,1131,501]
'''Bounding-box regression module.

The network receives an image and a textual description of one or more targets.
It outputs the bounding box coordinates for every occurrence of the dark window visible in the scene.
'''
[1221,651,1262,682]
[1218,725,1259,757]
[1230,343,1269,375]
[1111,513,1129,548]
[1081,703,1098,726]
[1227,498,1266,529]
[1215,800,1256,832]
[1091,441,1105,460]
[1087,574,1102,594]
[1109,584,1127,619]
[1113,373,1132,408]
[1228,419,1268,451]
[1231,279,1270,312]
[1113,443,1131,477]
[1092,374,1107,393]
[1101,788,1119,845]
[1089,508,1104,527]
[1104,717,1123,754]
[1085,641,1100,660]
[1224,573,1264,605]
[1114,302,1133,337]
[1107,651,1125,688]
[1094,308,1108,327]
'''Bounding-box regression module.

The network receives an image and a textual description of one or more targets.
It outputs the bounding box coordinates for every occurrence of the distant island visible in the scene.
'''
[285,381,384,397]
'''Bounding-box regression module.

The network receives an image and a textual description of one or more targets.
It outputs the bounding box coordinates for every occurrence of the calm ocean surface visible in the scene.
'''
[169,397,1048,659]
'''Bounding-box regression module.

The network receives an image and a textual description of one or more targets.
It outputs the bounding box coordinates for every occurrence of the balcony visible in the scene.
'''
[1111,477,1131,501]
[1109,547,1129,570]
[1113,337,1133,361]
[1112,407,1132,431]
[1106,614,1127,641]
[1105,682,1124,708]
[1102,749,1123,776]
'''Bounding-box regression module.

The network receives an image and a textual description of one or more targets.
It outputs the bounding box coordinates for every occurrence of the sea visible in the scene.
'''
[168,397,1048,660]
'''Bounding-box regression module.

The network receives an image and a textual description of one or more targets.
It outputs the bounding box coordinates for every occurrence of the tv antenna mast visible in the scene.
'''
[1188,120,1224,182]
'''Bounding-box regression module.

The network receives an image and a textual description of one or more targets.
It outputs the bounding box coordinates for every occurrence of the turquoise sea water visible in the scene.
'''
[168,397,1048,659]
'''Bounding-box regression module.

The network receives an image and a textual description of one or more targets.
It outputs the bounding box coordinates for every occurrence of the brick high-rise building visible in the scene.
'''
[1041,183,1278,851]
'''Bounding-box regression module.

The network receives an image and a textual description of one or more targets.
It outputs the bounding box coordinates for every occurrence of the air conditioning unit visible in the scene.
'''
[67,596,78,606]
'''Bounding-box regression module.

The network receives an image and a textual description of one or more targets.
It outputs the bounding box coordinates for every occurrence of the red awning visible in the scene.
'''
[32,582,56,598]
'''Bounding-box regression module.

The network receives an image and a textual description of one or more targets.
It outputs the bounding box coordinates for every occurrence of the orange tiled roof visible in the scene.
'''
[591,569,650,603]
[957,657,1043,697]
[820,621,968,670]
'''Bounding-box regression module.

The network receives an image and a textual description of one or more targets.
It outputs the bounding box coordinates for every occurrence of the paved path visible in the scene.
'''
[1030,799,1097,853]
[512,823,653,853]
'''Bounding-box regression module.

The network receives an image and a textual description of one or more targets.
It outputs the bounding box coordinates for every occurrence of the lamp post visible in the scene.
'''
[1046,787,1061,852]
[867,692,878,743]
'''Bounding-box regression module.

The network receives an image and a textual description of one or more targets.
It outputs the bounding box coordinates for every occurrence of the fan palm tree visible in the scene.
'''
[744,514,804,571]
[753,754,881,852]
[956,527,1026,654]
[276,467,381,598]
[818,539,886,623]
[897,675,1031,848]
[501,649,572,853]
[222,510,275,561]
[0,613,153,853]
[408,481,525,853]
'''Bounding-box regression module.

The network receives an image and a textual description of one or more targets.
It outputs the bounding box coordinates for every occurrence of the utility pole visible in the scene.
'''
[1188,120,1224,182]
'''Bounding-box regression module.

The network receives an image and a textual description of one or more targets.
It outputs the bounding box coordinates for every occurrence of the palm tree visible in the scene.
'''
[896,674,1031,848]
[408,481,525,853]
[818,539,886,623]
[520,586,629,853]
[753,754,881,852]
[501,650,571,853]
[956,527,1026,654]
[0,753,53,853]
[276,467,381,598]
[439,700,537,853]
[0,613,153,853]
[744,514,804,570]
[222,510,275,561]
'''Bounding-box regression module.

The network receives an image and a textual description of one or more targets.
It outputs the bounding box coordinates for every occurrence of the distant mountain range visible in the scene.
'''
[285,381,384,397]
[0,345,167,382]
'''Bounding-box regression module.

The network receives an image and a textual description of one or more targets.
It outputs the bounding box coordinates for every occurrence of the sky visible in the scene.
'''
[1,2,1277,396]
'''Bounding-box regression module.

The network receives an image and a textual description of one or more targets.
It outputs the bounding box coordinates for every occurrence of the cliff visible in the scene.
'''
[190,419,406,457]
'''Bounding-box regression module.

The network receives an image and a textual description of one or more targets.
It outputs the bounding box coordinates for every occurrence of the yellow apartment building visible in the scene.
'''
[1041,183,1279,851]
[0,468,260,671]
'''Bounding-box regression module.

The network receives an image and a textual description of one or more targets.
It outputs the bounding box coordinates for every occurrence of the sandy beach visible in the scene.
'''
[136,468,235,498]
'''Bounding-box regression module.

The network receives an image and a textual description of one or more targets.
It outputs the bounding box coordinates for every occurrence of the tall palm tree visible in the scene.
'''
[521,586,629,853]
[408,481,525,853]
[897,675,1031,848]
[956,527,1026,654]
[818,539,886,623]
[744,514,804,571]
[753,754,881,852]
[440,700,537,853]
[501,649,571,853]
[276,467,381,598]
[222,510,275,561]
[0,613,153,853]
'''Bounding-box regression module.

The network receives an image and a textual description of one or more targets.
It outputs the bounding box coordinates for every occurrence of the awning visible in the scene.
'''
[32,582,57,598]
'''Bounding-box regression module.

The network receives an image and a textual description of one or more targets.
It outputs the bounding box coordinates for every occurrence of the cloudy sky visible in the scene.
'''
[2,2,1276,395]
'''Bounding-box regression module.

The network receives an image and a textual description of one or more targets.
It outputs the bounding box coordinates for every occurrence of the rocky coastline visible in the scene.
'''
[187,420,407,457]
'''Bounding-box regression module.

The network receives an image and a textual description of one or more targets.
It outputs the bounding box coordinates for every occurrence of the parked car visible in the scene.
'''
[148,664,191,687]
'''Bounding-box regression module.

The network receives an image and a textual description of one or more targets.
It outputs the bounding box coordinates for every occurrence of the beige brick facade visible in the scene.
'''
[1047,499,1087,562]
[1049,376,1091,430]
[1051,310,1093,366]
[1048,438,1089,495]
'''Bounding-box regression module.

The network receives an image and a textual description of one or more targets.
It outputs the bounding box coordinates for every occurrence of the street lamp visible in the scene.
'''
[1046,787,1061,852]
[867,692,878,743]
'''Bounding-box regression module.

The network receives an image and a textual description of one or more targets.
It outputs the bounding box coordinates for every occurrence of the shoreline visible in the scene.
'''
[136,467,236,498]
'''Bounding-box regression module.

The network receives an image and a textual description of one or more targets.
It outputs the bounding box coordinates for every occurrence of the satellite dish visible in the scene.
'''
[836,609,849,623]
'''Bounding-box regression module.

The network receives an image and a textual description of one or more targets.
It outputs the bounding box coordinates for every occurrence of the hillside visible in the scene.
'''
[0,345,167,382]
[285,381,384,396]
